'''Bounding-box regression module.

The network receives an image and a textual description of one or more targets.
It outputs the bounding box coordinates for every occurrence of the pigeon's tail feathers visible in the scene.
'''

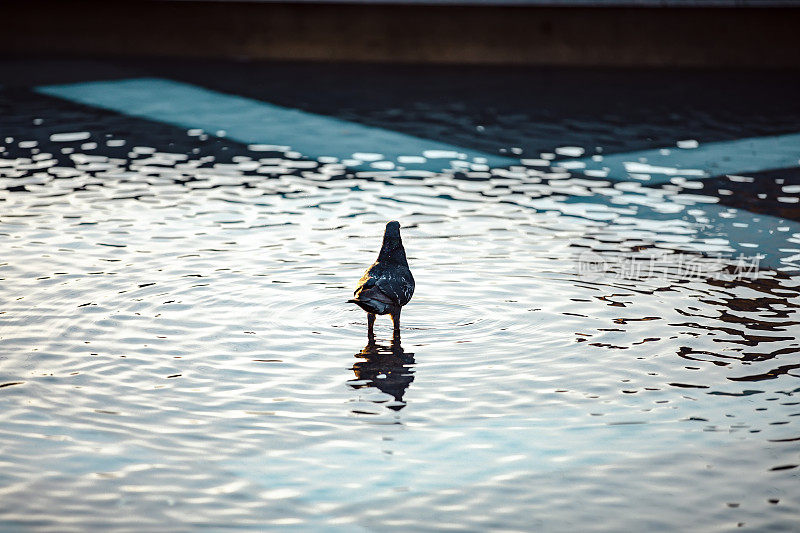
[349,297,390,315]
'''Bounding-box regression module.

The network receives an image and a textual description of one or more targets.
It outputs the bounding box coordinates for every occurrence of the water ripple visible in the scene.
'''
[1,105,799,530]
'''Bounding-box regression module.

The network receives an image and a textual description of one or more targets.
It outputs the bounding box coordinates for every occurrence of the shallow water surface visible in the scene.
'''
[1,67,800,531]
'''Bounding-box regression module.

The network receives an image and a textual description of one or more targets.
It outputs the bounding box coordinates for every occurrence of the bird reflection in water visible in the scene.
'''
[349,339,415,411]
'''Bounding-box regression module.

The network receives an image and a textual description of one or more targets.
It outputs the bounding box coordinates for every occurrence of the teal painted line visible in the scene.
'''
[32,77,800,270]
[35,78,800,185]
[561,133,800,185]
[35,77,515,173]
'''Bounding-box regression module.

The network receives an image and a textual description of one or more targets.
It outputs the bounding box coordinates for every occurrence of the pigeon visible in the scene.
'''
[349,221,415,338]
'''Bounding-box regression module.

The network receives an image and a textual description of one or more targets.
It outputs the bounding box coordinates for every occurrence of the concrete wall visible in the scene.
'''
[4,1,800,67]
[165,0,800,5]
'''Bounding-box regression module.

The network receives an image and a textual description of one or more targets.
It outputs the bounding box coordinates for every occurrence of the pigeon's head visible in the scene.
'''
[379,221,407,264]
[384,220,401,239]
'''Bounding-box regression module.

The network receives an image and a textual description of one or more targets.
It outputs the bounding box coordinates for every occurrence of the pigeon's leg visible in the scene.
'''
[367,312,376,341]
[390,308,401,339]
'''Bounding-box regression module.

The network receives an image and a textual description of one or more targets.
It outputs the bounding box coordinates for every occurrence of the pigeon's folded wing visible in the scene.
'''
[375,268,414,306]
